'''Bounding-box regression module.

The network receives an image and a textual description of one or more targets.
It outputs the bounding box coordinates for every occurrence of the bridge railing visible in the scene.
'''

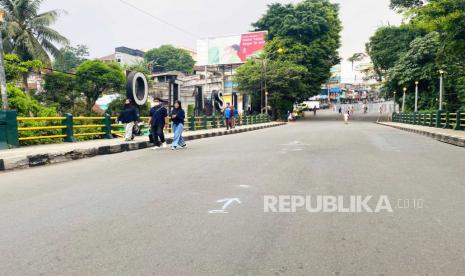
[392,110,465,131]
[0,111,271,149]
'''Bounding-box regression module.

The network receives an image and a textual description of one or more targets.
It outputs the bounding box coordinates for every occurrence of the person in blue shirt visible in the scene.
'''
[223,103,232,130]
[148,98,168,149]
[170,100,186,150]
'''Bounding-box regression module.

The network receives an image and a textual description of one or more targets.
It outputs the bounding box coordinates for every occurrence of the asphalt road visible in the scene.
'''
[1,114,465,275]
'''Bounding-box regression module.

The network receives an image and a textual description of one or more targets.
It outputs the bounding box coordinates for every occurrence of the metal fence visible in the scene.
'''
[0,112,271,149]
[392,110,465,131]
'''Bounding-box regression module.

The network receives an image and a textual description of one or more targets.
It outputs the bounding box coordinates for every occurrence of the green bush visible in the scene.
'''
[7,84,63,145]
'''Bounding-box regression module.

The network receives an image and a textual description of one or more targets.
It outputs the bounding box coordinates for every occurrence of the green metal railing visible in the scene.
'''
[0,111,272,149]
[392,110,465,131]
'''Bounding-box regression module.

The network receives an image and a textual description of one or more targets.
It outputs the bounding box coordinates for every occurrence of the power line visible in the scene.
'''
[119,0,198,39]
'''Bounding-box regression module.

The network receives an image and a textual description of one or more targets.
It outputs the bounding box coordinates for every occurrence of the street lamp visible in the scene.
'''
[0,9,8,110]
[265,91,269,114]
[439,70,445,110]
[402,87,407,113]
[261,59,268,114]
[260,48,284,114]
[414,81,419,112]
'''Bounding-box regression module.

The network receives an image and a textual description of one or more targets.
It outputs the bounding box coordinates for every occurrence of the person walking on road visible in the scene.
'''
[171,100,186,150]
[344,110,350,124]
[149,98,168,150]
[118,99,140,142]
[313,106,317,116]
[338,106,342,114]
[223,103,233,130]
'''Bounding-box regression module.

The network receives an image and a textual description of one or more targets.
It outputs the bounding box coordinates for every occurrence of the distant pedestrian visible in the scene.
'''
[344,111,350,124]
[117,99,139,142]
[233,106,239,127]
[287,111,294,122]
[170,100,186,150]
[313,106,317,116]
[223,103,233,130]
[230,105,237,129]
[149,98,168,150]
[338,107,342,114]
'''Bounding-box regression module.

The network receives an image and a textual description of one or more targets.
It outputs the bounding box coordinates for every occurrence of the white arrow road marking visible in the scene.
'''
[208,198,241,214]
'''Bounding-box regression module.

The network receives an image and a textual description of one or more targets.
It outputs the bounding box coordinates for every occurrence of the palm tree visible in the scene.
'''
[347,52,366,82]
[0,0,69,65]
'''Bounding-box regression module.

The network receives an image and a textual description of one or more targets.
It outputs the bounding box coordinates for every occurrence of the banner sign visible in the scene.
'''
[197,31,267,66]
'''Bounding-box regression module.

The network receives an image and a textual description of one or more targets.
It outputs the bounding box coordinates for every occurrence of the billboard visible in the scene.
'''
[197,31,267,66]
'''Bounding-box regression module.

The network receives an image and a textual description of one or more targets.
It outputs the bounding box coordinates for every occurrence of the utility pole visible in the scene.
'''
[439,70,444,110]
[0,9,8,110]
[414,81,419,112]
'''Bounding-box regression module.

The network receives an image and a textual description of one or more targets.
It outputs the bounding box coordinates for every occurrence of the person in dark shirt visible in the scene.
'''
[170,100,186,150]
[148,98,168,149]
[118,99,139,141]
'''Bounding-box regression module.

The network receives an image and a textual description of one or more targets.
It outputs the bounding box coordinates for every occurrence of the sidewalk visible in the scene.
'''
[377,122,465,147]
[0,122,285,171]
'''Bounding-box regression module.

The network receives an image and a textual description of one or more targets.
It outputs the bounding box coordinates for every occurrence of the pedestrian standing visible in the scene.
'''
[118,99,139,142]
[313,106,317,116]
[338,106,342,114]
[171,100,186,150]
[233,106,239,128]
[223,103,232,130]
[148,98,168,150]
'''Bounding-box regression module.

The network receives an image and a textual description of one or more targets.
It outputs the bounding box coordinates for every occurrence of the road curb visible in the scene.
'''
[0,122,286,171]
[377,122,465,148]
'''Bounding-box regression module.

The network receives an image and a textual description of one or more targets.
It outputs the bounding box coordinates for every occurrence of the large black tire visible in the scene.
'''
[126,71,148,106]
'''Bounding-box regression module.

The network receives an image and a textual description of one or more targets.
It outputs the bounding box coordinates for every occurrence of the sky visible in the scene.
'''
[41,0,402,82]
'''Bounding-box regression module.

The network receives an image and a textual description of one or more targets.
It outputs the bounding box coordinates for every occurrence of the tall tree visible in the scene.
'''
[144,45,195,73]
[251,0,341,96]
[234,58,308,119]
[0,0,69,64]
[385,32,441,111]
[53,45,89,72]
[348,53,366,71]
[75,60,125,112]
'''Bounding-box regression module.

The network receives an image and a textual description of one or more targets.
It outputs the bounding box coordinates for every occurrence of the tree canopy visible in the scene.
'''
[390,0,427,9]
[144,45,195,73]
[367,0,465,111]
[4,53,42,82]
[53,45,89,72]
[366,26,421,80]
[40,72,80,114]
[0,0,69,64]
